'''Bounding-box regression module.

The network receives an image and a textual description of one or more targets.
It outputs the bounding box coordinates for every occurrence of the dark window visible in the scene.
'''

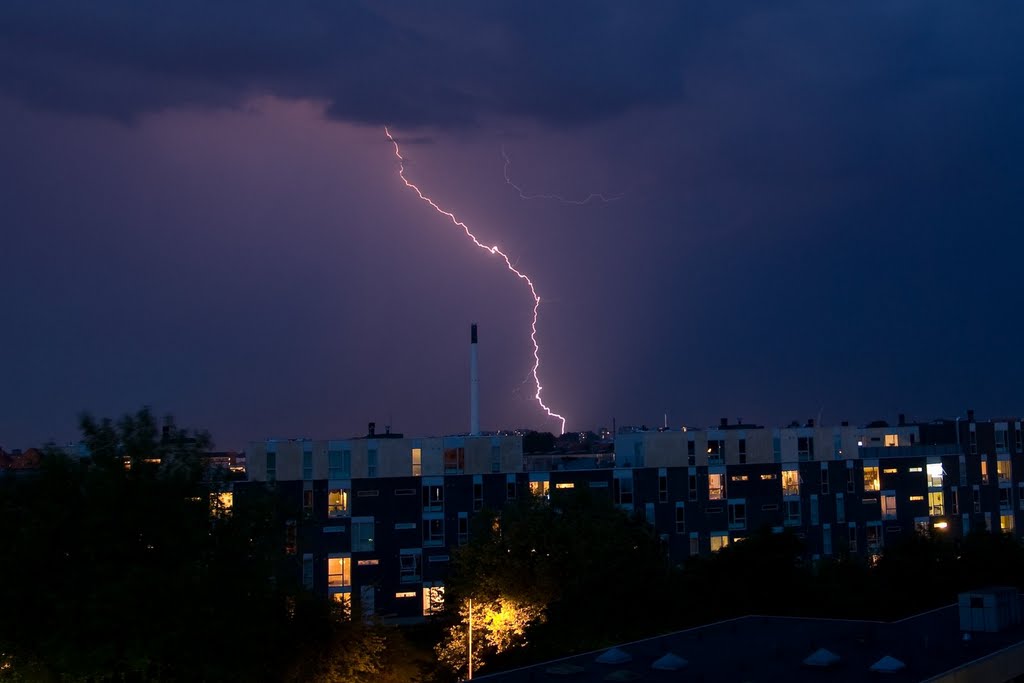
[473,483,483,511]
[738,439,747,465]
[284,519,297,555]
[444,448,465,474]
[658,475,668,503]
[821,468,829,495]
[688,474,698,501]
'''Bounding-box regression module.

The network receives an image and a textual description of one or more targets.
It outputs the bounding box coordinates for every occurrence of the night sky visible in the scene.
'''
[3,2,1024,449]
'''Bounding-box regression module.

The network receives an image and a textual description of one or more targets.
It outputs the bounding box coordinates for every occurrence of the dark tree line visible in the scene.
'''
[0,409,423,682]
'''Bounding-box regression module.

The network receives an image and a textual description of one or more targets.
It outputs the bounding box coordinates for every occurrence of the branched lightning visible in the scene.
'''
[385,127,567,434]
[502,145,624,205]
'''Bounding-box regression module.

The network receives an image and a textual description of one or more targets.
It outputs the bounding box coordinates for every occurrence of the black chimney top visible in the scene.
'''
[471,323,478,344]
[368,422,376,437]
[967,409,975,422]
[720,417,728,427]
[898,413,906,426]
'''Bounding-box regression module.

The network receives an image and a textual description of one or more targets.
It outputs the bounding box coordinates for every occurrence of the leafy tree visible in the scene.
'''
[0,408,403,682]
[440,489,671,673]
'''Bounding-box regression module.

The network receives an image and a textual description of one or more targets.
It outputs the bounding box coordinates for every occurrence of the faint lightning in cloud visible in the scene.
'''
[502,145,624,205]
[385,127,567,434]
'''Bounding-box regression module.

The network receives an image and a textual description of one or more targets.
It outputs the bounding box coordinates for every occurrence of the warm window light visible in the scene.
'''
[555,482,574,489]
[934,521,949,530]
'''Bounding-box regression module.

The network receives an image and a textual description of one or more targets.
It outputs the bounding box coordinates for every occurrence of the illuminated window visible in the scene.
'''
[909,495,924,502]
[728,501,746,530]
[555,482,575,489]
[708,473,725,500]
[210,490,233,519]
[782,469,800,496]
[327,555,351,587]
[884,434,900,447]
[423,583,445,616]
[328,487,349,518]
[927,463,944,488]
[328,449,350,479]
[399,550,422,583]
[422,484,444,512]
[1001,514,1015,532]
[423,517,444,547]
[928,491,945,516]
[998,460,1011,483]
[908,467,922,473]
[982,460,989,484]
[760,473,777,481]
[863,466,881,492]
[881,494,897,520]
[529,480,550,498]
[710,533,730,552]
[730,474,749,482]
[352,518,374,552]
[443,447,465,474]
[395,591,416,599]
[675,502,686,533]
[411,448,422,477]
[883,468,898,474]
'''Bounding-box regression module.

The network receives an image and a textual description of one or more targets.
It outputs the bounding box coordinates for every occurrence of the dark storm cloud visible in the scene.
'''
[0,0,692,127]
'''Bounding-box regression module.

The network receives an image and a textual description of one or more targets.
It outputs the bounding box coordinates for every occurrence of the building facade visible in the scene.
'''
[238,414,1024,623]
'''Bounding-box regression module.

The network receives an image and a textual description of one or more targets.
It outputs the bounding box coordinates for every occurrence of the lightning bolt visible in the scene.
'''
[386,127,567,435]
[502,145,624,205]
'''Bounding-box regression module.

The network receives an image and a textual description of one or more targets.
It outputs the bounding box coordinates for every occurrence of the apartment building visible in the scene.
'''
[238,413,1024,623]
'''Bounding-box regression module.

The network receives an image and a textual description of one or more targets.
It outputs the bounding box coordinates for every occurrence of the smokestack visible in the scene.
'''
[470,324,480,436]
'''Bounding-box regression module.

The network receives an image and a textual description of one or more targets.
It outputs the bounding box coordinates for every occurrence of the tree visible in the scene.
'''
[0,408,407,682]
[438,489,672,673]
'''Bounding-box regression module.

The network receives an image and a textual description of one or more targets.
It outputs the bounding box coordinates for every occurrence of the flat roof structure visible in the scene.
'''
[476,601,1024,683]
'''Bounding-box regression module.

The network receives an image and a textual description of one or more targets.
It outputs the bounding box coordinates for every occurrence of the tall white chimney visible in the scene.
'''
[470,323,480,435]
